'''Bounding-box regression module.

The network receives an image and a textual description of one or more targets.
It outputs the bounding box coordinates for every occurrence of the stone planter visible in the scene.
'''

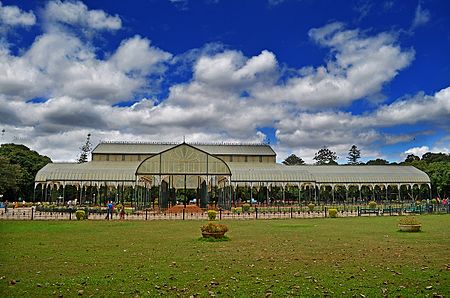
[398,224,421,232]
[201,231,226,238]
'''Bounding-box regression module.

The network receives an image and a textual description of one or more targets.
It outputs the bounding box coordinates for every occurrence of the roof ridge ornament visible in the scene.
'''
[98,140,269,146]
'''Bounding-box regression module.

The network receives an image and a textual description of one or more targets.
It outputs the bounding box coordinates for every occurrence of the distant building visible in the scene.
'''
[35,141,431,209]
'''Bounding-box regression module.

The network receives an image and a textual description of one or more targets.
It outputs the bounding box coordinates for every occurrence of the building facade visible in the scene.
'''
[35,142,431,209]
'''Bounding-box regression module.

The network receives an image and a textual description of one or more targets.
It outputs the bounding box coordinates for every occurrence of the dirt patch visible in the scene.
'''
[166,204,204,213]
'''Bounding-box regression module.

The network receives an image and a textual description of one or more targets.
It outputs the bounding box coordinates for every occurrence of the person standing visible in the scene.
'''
[119,205,125,220]
[4,200,8,213]
[107,201,113,220]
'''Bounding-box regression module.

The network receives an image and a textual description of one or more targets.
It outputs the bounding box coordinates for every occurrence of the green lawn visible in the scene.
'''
[1,216,449,297]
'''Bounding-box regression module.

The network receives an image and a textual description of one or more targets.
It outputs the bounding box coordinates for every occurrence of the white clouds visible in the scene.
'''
[412,3,430,29]
[274,110,380,162]
[0,1,36,27]
[194,50,278,91]
[404,145,449,159]
[369,87,450,126]
[273,86,450,162]
[0,2,447,164]
[404,146,430,158]
[0,49,47,99]
[44,0,121,31]
[252,22,414,108]
[0,2,169,104]
[2,83,449,162]
[0,32,172,103]
[110,35,172,76]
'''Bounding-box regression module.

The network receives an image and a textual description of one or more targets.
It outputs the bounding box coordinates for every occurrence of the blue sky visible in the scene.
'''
[0,0,449,163]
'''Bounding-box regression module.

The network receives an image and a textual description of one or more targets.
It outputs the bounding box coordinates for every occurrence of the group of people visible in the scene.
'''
[2,201,20,213]
[426,197,449,205]
[105,201,126,220]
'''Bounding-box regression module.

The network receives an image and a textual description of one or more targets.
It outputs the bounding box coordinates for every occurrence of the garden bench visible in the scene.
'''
[382,207,403,214]
[404,206,422,214]
[358,208,379,216]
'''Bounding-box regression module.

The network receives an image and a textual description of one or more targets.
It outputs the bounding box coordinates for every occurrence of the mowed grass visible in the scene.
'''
[1,216,449,297]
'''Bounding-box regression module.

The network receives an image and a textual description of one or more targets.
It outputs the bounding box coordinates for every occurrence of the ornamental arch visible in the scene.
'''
[135,143,232,209]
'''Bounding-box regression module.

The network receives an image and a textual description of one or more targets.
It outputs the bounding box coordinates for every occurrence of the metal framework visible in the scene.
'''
[35,143,432,209]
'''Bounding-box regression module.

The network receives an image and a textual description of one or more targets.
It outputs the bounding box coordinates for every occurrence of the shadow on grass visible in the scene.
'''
[197,236,231,242]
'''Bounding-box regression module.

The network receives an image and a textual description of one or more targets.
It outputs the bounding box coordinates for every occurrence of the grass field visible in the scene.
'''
[1,215,449,297]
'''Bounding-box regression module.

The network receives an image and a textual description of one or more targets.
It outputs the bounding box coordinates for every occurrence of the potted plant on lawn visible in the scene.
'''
[201,222,229,238]
[398,216,421,232]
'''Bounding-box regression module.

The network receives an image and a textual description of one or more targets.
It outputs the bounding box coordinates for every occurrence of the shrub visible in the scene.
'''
[368,201,377,209]
[242,203,250,212]
[115,203,123,214]
[431,198,437,205]
[207,210,217,220]
[201,222,229,233]
[399,216,421,226]
[232,207,242,214]
[308,203,315,212]
[75,210,86,220]
[328,208,338,218]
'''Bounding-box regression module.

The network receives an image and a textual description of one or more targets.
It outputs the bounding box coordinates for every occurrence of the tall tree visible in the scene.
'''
[0,144,51,200]
[282,154,305,165]
[405,154,420,163]
[77,133,92,163]
[0,156,22,195]
[347,145,361,165]
[313,147,338,165]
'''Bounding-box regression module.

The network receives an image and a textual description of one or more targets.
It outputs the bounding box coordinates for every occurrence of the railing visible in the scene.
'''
[1,203,448,221]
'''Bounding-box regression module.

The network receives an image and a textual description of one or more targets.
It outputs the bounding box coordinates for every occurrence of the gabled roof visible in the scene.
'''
[136,143,231,175]
[92,142,276,156]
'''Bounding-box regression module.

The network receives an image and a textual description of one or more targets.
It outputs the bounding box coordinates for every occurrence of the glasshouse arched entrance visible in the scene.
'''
[134,143,232,209]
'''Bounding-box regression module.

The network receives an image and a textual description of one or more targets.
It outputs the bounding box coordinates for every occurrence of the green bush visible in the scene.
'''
[207,210,217,220]
[242,204,250,212]
[232,207,242,214]
[368,201,377,209]
[115,203,123,214]
[75,210,86,220]
[308,203,315,212]
[328,208,338,218]
[431,198,437,205]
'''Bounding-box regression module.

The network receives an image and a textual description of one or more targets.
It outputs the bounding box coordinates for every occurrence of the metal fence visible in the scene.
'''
[1,204,449,221]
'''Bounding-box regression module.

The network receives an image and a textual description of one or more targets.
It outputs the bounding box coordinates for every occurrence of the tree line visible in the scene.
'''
[283,145,360,165]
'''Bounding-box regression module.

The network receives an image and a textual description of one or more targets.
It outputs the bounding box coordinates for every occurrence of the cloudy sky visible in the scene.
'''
[0,0,449,163]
